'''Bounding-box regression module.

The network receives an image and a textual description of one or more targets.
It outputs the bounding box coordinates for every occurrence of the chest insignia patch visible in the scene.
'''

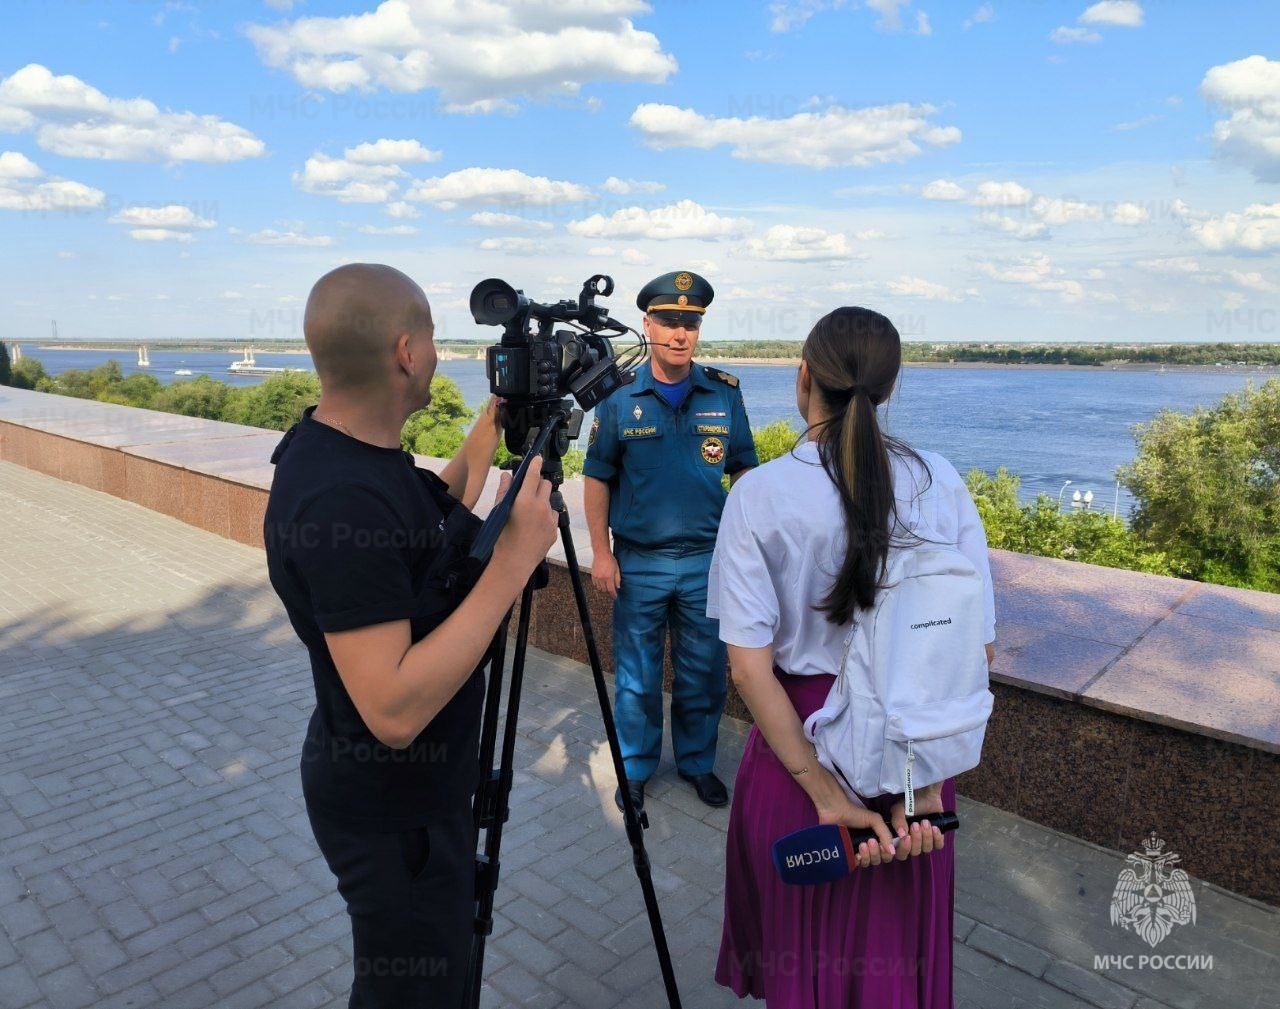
[623,425,659,438]
[701,437,725,465]
[633,404,643,420]
[695,411,727,418]
[589,416,600,446]
[696,424,729,436]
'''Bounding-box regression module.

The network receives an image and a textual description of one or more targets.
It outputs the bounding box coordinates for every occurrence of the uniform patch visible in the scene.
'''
[675,272,693,291]
[696,424,729,436]
[623,425,659,438]
[632,404,643,420]
[694,410,727,418]
[701,437,725,465]
[589,416,600,446]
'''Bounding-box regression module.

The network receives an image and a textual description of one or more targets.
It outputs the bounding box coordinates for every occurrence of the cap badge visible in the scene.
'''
[677,295,688,306]
[674,272,693,292]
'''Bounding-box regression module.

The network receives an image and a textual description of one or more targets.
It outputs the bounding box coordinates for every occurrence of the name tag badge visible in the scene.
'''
[622,425,660,439]
[695,424,729,436]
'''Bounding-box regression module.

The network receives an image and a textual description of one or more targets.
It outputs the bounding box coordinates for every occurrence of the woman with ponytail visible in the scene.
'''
[708,307,996,1008]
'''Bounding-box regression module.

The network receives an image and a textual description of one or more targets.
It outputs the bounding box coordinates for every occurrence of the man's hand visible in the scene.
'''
[492,456,558,581]
[464,395,504,461]
[591,548,622,599]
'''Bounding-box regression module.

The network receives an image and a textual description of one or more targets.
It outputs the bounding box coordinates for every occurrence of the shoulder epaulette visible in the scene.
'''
[702,366,739,389]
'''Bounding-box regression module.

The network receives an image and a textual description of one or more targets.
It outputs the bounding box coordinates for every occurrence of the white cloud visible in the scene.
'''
[972,181,1034,207]
[246,229,335,247]
[0,150,106,212]
[222,291,244,300]
[963,4,994,29]
[1201,56,1280,182]
[246,1,676,113]
[921,179,967,201]
[768,1,844,34]
[567,199,751,241]
[357,224,419,235]
[0,64,264,163]
[587,245,615,256]
[293,139,440,204]
[109,204,217,243]
[886,275,965,301]
[478,236,540,255]
[739,224,855,261]
[867,0,911,31]
[1050,27,1101,44]
[1110,201,1150,225]
[630,101,960,169]
[1136,257,1209,276]
[1185,202,1280,253]
[57,250,77,259]
[915,11,931,36]
[468,211,553,232]
[977,213,1049,241]
[1030,196,1103,225]
[600,176,665,195]
[406,168,591,210]
[620,247,651,266]
[1080,2,1144,28]
[1227,270,1280,293]
[385,200,418,219]
[977,254,1085,301]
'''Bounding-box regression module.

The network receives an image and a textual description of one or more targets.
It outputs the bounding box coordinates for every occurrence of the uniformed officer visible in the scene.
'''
[584,270,758,812]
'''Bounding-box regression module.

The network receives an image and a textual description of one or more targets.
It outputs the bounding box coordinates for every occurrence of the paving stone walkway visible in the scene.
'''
[1,459,1276,1009]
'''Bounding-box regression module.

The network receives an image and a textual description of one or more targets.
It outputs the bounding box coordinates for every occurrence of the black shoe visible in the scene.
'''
[678,770,728,807]
[614,778,646,814]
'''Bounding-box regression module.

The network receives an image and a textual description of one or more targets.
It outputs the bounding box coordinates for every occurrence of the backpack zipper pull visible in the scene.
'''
[904,739,916,817]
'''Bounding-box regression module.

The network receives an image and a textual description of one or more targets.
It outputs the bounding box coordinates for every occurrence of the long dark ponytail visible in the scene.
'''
[804,307,930,625]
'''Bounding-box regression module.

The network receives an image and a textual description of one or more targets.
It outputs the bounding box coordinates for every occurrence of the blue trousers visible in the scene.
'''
[612,544,728,781]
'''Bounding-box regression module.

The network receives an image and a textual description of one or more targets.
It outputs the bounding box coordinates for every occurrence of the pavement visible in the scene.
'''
[0,458,1276,1009]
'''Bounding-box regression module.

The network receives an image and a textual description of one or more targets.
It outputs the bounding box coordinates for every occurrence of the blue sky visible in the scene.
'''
[2,0,1279,345]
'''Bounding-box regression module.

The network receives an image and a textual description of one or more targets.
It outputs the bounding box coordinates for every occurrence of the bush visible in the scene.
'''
[151,375,232,419]
[0,342,9,386]
[1119,379,1280,591]
[753,420,802,465]
[99,373,162,409]
[220,371,322,431]
[8,357,46,390]
[401,376,474,456]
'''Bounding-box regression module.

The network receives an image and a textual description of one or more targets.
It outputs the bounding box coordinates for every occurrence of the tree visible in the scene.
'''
[753,420,802,465]
[221,371,322,431]
[0,342,9,386]
[99,373,162,409]
[151,375,232,419]
[8,358,48,390]
[401,376,474,456]
[1119,380,1280,591]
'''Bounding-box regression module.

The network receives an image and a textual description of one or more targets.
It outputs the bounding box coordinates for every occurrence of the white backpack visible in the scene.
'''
[803,543,993,815]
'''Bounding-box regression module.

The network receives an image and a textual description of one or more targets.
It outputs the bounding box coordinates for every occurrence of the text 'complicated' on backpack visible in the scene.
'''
[803,543,993,815]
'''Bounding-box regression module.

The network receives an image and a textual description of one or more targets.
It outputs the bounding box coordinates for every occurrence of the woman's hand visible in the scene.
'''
[888,782,945,861]
[814,795,897,869]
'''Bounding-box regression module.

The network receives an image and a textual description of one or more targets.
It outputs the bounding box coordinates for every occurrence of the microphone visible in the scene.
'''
[772,812,960,885]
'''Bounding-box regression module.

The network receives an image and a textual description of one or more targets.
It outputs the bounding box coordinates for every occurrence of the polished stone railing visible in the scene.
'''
[2,386,1276,905]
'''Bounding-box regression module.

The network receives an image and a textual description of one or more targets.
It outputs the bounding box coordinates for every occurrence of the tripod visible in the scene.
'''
[462,403,683,1009]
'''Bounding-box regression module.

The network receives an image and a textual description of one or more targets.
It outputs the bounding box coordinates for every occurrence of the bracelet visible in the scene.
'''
[787,747,818,776]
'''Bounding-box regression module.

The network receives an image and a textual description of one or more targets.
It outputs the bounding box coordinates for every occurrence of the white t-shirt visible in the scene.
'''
[708,440,996,676]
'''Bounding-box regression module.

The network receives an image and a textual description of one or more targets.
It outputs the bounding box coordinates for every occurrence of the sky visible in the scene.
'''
[2,0,1279,346]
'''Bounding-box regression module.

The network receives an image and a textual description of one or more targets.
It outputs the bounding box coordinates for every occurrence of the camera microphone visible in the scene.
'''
[772,812,959,885]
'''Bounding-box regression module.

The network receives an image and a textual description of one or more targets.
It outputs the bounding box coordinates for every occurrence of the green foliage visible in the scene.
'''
[150,375,232,419]
[1118,380,1280,592]
[98,373,162,409]
[0,342,10,386]
[219,371,321,431]
[9,357,48,390]
[753,420,802,465]
[401,376,474,456]
[964,467,1177,576]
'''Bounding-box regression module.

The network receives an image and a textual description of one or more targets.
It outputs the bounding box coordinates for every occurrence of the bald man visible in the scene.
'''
[264,264,557,1008]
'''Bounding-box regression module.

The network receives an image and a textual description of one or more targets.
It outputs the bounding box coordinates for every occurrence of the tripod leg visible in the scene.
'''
[557,512,684,1009]
[465,582,535,1009]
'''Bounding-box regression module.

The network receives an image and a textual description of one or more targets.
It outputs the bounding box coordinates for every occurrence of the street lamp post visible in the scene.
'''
[1058,479,1073,508]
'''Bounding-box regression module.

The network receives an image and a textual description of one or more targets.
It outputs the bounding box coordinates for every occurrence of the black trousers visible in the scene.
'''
[306,801,476,1008]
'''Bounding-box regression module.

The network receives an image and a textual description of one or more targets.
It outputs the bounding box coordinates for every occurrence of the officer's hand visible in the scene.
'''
[591,549,622,599]
[494,456,558,578]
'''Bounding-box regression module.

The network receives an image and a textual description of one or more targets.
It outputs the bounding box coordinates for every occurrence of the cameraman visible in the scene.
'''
[584,270,758,813]
[264,264,558,1008]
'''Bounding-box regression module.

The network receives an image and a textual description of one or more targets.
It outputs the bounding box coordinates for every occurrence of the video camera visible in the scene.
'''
[470,275,643,456]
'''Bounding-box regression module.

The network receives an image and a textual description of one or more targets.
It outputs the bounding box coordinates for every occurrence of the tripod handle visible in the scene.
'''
[468,415,565,564]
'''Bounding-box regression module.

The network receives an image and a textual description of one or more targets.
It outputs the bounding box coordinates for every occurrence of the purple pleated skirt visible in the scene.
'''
[716,670,955,1009]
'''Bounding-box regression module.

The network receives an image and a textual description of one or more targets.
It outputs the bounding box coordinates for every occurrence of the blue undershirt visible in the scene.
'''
[654,374,693,411]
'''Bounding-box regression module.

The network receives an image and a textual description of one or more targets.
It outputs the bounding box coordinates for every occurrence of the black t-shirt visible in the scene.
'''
[264,408,485,829]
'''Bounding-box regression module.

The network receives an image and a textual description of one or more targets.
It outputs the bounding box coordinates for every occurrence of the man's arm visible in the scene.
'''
[326,464,557,749]
[724,387,759,488]
[438,396,503,509]
[584,476,621,598]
